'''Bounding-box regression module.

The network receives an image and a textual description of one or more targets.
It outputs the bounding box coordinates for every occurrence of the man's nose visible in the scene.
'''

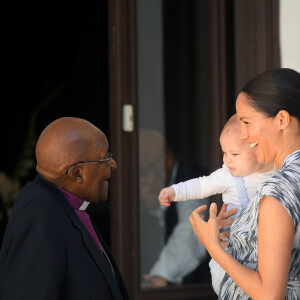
[110,158,117,171]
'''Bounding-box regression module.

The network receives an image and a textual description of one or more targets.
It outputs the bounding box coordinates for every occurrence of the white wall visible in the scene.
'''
[280,0,300,72]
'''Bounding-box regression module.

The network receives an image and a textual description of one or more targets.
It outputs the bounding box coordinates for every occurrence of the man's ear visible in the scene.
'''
[68,167,84,183]
[276,110,291,130]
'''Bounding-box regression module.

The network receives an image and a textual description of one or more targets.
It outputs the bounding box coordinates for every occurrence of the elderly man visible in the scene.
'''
[0,117,130,300]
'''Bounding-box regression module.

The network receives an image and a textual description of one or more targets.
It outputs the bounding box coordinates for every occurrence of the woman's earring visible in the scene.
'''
[282,127,285,130]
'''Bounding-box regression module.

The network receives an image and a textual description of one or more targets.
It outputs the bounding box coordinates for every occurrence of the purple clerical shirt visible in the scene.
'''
[58,188,103,253]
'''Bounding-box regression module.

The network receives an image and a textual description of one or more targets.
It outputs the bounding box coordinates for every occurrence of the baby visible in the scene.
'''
[158,114,275,294]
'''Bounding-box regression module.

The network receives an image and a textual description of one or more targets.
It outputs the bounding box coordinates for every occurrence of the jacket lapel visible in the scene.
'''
[92,221,130,299]
[35,176,123,300]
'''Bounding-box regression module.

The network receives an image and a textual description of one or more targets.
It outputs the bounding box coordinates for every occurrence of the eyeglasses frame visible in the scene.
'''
[64,152,112,175]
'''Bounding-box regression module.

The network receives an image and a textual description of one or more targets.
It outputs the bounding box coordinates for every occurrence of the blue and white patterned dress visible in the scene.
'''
[219,150,300,299]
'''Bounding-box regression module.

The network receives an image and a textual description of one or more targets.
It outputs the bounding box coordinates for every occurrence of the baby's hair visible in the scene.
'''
[220,114,241,139]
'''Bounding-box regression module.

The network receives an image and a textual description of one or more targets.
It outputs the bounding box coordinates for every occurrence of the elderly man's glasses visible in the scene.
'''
[65,152,112,175]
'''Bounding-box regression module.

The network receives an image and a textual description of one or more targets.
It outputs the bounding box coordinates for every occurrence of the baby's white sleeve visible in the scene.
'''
[171,166,231,202]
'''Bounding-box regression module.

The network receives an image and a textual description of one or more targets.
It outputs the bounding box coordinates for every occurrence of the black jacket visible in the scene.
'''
[0,175,130,300]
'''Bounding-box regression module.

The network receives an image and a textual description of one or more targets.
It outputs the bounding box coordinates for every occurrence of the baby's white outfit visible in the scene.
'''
[171,164,275,294]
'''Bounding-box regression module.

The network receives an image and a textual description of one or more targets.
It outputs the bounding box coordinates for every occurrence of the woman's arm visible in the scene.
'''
[189,197,294,300]
[256,196,294,299]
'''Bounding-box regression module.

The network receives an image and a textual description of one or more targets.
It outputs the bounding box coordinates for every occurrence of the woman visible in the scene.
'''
[190,68,300,299]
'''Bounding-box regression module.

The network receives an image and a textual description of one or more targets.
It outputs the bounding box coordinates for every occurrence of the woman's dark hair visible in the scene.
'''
[241,68,300,123]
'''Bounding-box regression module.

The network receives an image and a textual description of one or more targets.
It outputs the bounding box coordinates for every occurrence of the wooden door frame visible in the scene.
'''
[108,0,139,296]
[233,0,280,93]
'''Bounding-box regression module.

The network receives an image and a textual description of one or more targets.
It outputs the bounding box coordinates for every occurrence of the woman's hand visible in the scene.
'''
[216,204,237,247]
[189,203,237,251]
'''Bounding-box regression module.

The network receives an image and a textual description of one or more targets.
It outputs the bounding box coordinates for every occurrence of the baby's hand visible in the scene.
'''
[158,187,175,207]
